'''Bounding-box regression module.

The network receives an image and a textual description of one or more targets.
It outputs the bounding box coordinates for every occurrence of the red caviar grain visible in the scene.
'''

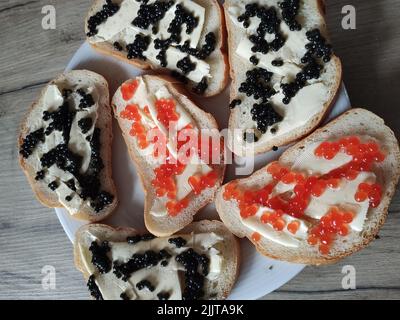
[252,232,261,242]
[121,80,139,101]
[287,221,300,235]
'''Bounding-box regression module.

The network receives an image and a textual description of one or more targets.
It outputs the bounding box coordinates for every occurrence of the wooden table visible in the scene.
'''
[1,0,399,300]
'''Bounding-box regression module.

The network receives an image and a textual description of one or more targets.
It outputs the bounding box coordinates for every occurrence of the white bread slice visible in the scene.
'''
[85,0,229,97]
[216,108,400,265]
[18,70,118,222]
[113,75,225,237]
[74,220,240,300]
[225,0,342,156]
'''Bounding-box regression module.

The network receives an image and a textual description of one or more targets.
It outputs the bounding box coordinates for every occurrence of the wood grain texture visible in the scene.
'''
[0,0,399,300]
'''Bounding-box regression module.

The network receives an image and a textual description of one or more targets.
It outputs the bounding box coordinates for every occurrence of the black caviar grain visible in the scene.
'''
[161,260,169,267]
[132,0,174,30]
[78,117,93,134]
[250,55,259,65]
[120,292,130,300]
[251,102,283,134]
[177,56,196,75]
[279,0,302,31]
[272,59,284,67]
[65,195,72,202]
[77,89,95,109]
[113,250,163,281]
[157,292,170,300]
[192,77,208,95]
[270,127,277,134]
[89,240,111,274]
[126,34,151,60]
[272,146,279,152]
[168,237,187,248]
[87,275,103,300]
[35,170,46,181]
[113,41,123,51]
[20,128,45,159]
[127,234,156,245]
[48,180,59,191]
[86,0,120,37]
[159,249,172,260]
[229,99,242,109]
[136,279,155,292]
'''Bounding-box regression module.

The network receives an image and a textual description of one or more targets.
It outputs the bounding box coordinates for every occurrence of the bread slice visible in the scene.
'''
[225,0,342,156]
[216,108,400,265]
[113,75,225,236]
[18,70,118,221]
[85,0,229,97]
[74,220,240,300]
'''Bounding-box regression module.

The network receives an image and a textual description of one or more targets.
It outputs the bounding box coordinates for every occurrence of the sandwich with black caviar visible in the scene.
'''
[113,75,225,237]
[74,221,240,300]
[18,70,117,221]
[225,0,342,156]
[216,108,400,265]
[85,0,229,97]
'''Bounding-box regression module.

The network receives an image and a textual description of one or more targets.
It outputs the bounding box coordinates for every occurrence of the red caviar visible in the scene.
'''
[308,208,354,254]
[223,136,386,254]
[188,171,219,195]
[166,198,190,217]
[155,98,179,129]
[120,104,150,150]
[121,80,139,101]
[252,232,261,242]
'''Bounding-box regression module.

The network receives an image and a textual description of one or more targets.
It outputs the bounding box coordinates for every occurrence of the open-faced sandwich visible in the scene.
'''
[224,0,342,156]
[216,108,400,265]
[113,75,225,236]
[85,0,229,96]
[74,221,240,300]
[18,70,117,221]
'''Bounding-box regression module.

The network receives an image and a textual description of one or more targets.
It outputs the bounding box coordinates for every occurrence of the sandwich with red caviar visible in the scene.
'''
[113,75,225,236]
[85,0,229,97]
[216,108,400,265]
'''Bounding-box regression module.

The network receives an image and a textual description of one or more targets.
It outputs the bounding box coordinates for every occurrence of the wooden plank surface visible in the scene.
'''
[0,0,399,300]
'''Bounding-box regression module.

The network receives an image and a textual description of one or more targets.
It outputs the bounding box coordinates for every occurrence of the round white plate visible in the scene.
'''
[57,41,351,300]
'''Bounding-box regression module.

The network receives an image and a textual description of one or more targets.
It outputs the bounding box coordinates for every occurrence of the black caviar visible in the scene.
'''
[113,41,123,51]
[132,0,174,30]
[250,55,259,66]
[176,248,210,300]
[20,128,45,158]
[229,99,242,109]
[302,29,333,63]
[279,0,302,31]
[127,34,151,60]
[157,292,170,300]
[42,100,75,142]
[127,234,156,245]
[35,170,46,181]
[78,117,93,134]
[239,68,275,102]
[89,240,111,274]
[136,279,155,292]
[77,89,95,109]
[251,102,283,134]
[120,292,130,300]
[170,70,189,84]
[177,32,217,60]
[87,275,103,300]
[168,237,187,248]
[193,77,208,95]
[113,250,164,281]
[86,0,120,37]
[272,59,284,67]
[65,195,72,202]
[177,56,196,75]
[48,181,59,191]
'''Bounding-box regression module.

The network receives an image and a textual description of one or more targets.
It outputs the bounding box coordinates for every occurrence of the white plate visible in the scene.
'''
[57,41,351,300]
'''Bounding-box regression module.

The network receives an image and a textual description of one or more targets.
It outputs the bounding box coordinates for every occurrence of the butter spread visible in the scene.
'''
[79,230,224,300]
